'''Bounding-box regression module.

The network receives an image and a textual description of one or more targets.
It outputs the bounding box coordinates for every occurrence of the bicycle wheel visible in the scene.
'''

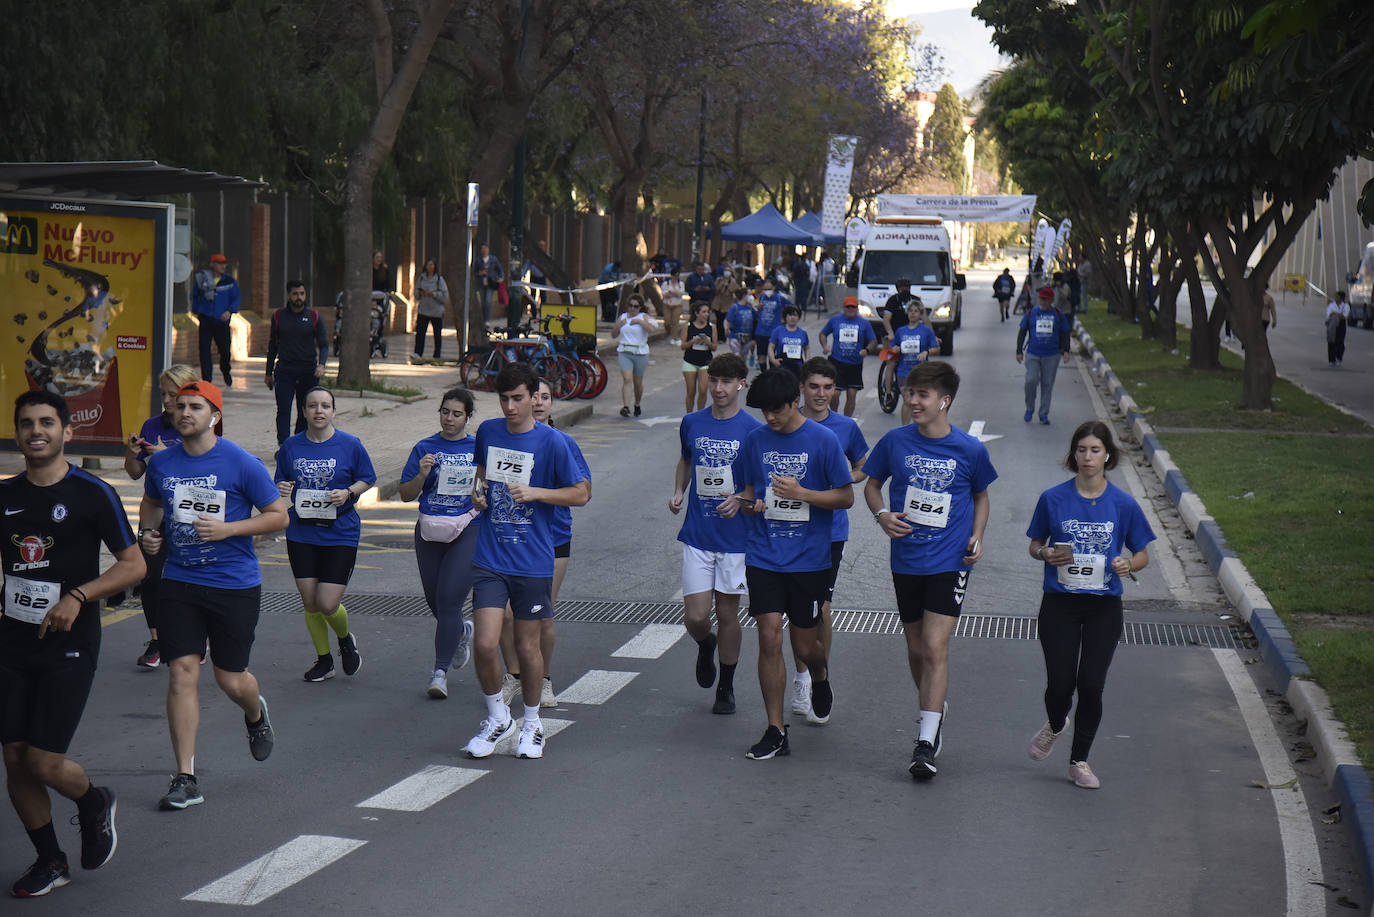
[534,355,581,400]
[877,360,899,414]
[460,349,503,391]
[576,353,608,399]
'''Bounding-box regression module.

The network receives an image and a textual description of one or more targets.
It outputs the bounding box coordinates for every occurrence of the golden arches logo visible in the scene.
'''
[1,216,38,254]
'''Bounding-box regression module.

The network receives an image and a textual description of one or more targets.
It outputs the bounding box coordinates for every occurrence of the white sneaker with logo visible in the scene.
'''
[516,721,545,759]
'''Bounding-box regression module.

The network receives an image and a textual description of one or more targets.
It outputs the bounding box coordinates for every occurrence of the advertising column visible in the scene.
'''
[0,196,172,456]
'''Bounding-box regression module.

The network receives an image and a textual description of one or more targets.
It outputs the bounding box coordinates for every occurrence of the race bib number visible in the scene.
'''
[783,342,802,360]
[294,488,337,520]
[486,446,534,487]
[1035,316,1055,336]
[695,464,734,498]
[900,337,921,355]
[1058,554,1107,590]
[4,575,61,625]
[905,488,950,528]
[839,325,859,343]
[764,484,809,522]
[436,463,475,496]
[171,483,227,524]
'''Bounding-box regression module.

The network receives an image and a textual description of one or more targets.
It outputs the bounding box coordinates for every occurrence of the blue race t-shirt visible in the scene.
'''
[1027,479,1155,596]
[1020,306,1069,357]
[862,424,998,575]
[677,407,762,553]
[145,438,281,588]
[770,326,809,363]
[274,429,376,547]
[814,410,868,542]
[755,294,788,337]
[550,427,590,547]
[403,433,481,518]
[472,419,582,578]
[892,324,939,382]
[726,303,757,339]
[736,419,851,572]
[821,314,876,365]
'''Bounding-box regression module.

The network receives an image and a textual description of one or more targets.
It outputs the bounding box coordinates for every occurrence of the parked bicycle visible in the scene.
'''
[459,323,585,399]
[541,313,608,400]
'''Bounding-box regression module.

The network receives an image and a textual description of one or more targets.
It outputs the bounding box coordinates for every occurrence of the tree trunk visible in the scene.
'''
[337,0,456,388]
[1181,254,1216,369]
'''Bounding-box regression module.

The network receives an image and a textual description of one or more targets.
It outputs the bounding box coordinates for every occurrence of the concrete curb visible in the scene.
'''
[1074,320,1374,902]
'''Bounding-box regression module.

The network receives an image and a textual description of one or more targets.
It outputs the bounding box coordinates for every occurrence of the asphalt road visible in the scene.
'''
[9,270,1365,915]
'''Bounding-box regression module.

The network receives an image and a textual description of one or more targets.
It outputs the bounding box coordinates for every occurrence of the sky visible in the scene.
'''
[885,1,1005,97]
[886,0,974,13]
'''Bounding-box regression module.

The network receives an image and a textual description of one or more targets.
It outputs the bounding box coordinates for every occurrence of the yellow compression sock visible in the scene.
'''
[324,603,349,638]
[304,611,331,656]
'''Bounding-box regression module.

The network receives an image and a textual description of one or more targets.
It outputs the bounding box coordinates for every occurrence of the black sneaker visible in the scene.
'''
[933,700,948,757]
[746,725,790,760]
[909,740,937,780]
[303,654,334,682]
[711,687,736,715]
[74,786,117,870]
[158,773,203,811]
[695,633,718,688]
[633,404,642,416]
[808,679,833,725]
[338,633,361,676]
[247,696,274,761]
[11,855,70,897]
[136,639,160,669]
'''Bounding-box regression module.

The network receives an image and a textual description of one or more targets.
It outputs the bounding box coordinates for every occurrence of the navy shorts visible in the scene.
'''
[159,579,261,672]
[473,566,553,620]
[892,570,970,621]
[833,360,864,390]
[0,629,97,754]
[825,541,845,602]
[745,565,829,629]
[287,540,358,585]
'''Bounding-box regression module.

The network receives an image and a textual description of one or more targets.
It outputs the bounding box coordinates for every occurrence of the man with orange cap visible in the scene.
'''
[191,254,239,387]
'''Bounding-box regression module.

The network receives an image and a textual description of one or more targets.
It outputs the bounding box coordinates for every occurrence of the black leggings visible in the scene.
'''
[415,314,443,357]
[1038,591,1123,762]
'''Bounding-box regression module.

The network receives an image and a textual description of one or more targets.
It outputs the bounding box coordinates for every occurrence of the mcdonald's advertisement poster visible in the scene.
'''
[0,196,172,456]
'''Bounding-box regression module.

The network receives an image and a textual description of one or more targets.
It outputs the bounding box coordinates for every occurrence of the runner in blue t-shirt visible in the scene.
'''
[462,363,589,762]
[273,388,376,683]
[400,387,482,700]
[1024,421,1154,789]
[1016,287,1071,424]
[719,369,853,760]
[788,357,869,721]
[890,300,940,427]
[723,288,758,365]
[752,279,789,358]
[669,353,759,716]
[767,306,809,377]
[818,297,877,416]
[862,361,997,781]
[139,381,288,811]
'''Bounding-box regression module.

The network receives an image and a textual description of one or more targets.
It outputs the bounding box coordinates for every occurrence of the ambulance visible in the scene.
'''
[857,214,965,354]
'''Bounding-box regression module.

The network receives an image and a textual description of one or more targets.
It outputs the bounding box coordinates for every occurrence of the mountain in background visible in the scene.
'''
[908,7,1009,99]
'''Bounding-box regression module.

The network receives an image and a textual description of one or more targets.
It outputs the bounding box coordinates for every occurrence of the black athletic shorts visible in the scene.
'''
[159,578,261,672]
[825,541,845,602]
[892,569,970,621]
[832,360,864,390]
[287,540,358,585]
[745,565,829,628]
[0,626,97,754]
[554,541,571,560]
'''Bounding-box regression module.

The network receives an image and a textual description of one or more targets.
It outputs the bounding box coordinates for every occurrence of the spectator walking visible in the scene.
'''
[265,281,328,447]
[1326,291,1350,367]
[473,243,503,324]
[598,260,622,322]
[191,254,238,386]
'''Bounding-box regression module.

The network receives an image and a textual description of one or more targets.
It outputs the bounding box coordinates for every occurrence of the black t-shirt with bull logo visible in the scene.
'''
[0,465,136,653]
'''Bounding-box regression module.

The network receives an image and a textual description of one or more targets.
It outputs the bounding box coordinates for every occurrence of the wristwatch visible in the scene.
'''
[873,510,888,522]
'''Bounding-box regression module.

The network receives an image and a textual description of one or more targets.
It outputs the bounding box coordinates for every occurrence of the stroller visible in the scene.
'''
[332,290,390,359]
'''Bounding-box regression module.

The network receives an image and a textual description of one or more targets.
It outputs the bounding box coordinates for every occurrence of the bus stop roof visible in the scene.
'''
[0,161,266,196]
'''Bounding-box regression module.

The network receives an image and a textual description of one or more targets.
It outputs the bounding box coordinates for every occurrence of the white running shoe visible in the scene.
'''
[540,677,557,708]
[454,620,474,670]
[790,679,812,716]
[501,672,520,706]
[427,669,448,699]
[462,710,514,758]
[516,720,545,759]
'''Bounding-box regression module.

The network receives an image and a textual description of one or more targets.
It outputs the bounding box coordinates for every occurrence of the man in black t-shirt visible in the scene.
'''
[0,391,145,898]
[882,278,917,341]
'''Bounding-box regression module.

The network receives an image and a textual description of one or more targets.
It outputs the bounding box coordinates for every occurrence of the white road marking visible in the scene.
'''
[1211,650,1324,917]
[967,420,1004,443]
[611,623,684,659]
[490,717,574,755]
[356,765,488,811]
[637,415,681,427]
[183,835,366,906]
[556,669,639,704]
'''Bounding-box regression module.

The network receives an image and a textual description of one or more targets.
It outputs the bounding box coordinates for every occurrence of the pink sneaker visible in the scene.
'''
[1069,760,1100,789]
[1028,722,1064,761]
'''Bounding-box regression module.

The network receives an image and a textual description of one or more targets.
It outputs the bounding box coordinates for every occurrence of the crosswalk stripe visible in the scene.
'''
[355,765,488,811]
[490,717,574,754]
[555,669,638,705]
[183,835,366,906]
[611,624,684,659]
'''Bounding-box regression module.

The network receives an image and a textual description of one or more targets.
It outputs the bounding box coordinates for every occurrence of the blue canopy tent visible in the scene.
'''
[716,202,815,245]
[791,211,843,245]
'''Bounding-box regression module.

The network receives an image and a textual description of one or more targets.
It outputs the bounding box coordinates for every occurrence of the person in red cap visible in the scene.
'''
[138,381,288,812]
[818,296,878,416]
[191,255,240,387]
[1016,287,1072,424]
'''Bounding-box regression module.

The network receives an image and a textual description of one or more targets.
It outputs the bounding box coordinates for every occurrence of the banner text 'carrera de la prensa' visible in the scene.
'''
[0,196,172,457]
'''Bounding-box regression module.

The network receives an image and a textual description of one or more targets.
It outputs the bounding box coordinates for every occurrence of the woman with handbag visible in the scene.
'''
[274,387,377,683]
[399,387,482,698]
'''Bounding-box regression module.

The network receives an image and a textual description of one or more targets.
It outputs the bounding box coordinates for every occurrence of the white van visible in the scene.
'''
[857,215,965,354]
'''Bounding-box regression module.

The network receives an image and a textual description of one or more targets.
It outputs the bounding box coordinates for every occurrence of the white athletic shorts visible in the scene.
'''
[681,544,748,597]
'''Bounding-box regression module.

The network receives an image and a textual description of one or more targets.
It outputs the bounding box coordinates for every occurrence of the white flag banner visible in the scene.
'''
[822,136,860,238]
[1045,218,1072,267]
[1030,218,1050,266]
[877,194,1037,223]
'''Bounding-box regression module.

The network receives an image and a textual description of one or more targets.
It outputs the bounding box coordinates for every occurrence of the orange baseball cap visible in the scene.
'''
[209,253,228,264]
[842,296,859,307]
[177,381,223,413]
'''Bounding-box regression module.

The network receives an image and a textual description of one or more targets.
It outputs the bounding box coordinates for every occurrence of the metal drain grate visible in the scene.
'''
[259,593,1240,648]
